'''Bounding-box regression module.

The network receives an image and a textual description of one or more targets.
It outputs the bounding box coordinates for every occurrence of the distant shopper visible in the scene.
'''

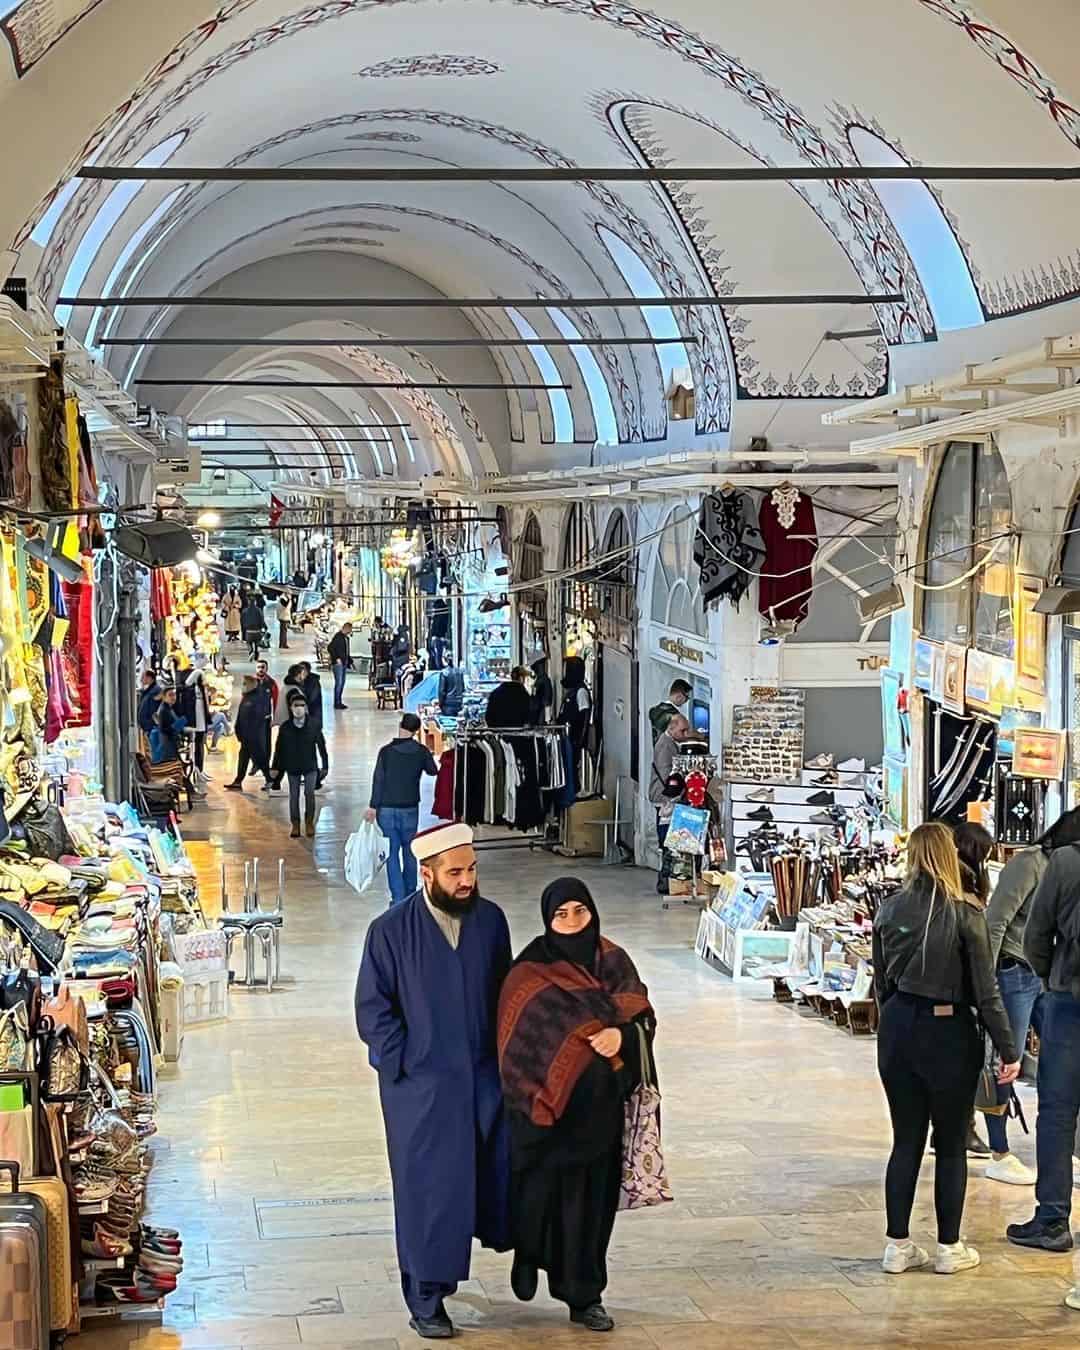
[951,821,997,1160]
[180,652,212,771]
[223,587,242,641]
[390,625,412,677]
[242,596,266,661]
[647,713,690,896]
[529,657,553,726]
[498,878,656,1333]
[329,622,354,710]
[225,676,271,790]
[274,664,308,727]
[137,670,161,756]
[270,691,321,837]
[254,659,278,773]
[365,713,438,905]
[873,823,1019,1277]
[1008,812,1080,1259]
[558,656,592,752]
[648,679,692,744]
[291,567,307,591]
[297,659,329,786]
[486,667,533,729]
[276,593,291,650]
[150,685,187,765]
[985,808,1080,1189]
[437,655,465,717]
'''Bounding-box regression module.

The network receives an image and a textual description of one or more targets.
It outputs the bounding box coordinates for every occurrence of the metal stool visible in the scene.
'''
[220,858,286,991]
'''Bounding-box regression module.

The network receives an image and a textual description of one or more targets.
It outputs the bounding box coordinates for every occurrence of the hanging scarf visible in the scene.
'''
[498,879,653,1126]
[694,489,765,609]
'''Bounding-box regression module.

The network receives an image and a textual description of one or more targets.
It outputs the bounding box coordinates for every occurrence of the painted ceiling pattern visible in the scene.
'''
[355,53,500,77]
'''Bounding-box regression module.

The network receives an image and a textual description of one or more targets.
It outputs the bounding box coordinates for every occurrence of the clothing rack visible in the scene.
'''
[454,723,570,851]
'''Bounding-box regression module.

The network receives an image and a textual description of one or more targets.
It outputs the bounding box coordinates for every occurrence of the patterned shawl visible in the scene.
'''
[498,936,653,1126]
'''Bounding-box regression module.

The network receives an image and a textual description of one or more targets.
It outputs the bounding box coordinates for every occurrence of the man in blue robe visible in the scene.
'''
[356,821,512,1339]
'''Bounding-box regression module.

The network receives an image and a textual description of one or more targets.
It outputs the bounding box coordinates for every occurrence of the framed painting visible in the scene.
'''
[965,648,992,706]
[913,636,937,692]
[1017,575,1046,694]
[942,643,967,713]
[1013,727,1065,780]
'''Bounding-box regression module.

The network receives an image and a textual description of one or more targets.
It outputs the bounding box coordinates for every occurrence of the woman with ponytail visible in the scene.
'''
[872,822,1020,1277]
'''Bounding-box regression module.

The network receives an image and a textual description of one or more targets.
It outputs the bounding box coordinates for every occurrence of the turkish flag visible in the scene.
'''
[269,494,285,527]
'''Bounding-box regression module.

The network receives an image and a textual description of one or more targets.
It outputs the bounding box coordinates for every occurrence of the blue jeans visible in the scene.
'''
[986,961,1044,1154]
[333,661,347,707]
[378,806,419,906]
[1035,989,1080,1222]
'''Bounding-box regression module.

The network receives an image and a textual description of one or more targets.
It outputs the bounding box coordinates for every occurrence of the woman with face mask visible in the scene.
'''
[497,878,657,1333]
[270,691,321,837]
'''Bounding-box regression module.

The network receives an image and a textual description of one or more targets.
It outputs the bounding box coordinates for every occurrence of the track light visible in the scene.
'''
[22,522,85,583]
[855,583,905,624]
[1033,584,1080,616]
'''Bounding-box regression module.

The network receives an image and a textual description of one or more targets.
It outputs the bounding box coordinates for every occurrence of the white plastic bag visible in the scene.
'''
[345,819,388,894]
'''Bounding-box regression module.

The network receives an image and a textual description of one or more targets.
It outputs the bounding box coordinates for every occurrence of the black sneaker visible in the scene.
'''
[747,805,774,821]
[570,1304,614,1333]
[966,1123,991,1158]
[224,782,243,792]
[1006,1216,1074,1252]
[806,790,835,806]
[409,1309,455,1339]
[811,771,839,786]
[511,1257,538,1302]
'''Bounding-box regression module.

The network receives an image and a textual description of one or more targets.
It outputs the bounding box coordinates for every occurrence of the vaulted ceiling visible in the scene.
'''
[3,0,1079,485]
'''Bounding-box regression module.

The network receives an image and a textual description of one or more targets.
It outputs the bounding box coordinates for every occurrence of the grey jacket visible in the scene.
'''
[1025,845,1080,999]
[986,846,1048,965]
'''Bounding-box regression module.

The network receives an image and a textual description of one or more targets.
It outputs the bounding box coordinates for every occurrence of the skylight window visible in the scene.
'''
[547,306,618,446]
[505,307,574,443]
[597,225,692,401]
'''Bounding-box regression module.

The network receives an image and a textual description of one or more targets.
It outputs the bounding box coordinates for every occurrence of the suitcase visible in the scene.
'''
[21,1175,73,1335]
[0,1161,50,1349]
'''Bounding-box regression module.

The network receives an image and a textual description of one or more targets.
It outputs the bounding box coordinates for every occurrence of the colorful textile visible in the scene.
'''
[694,488,766,609]
[758,488,818,627]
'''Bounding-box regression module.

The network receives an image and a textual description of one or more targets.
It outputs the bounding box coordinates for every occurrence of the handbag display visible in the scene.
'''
[617,1023,673,1212]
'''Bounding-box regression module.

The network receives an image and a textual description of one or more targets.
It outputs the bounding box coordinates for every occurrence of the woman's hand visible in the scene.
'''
[997,1060,1022,1085]
[588,1027,622,1059]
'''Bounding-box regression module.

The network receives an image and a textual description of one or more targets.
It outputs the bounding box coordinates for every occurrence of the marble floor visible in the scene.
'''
[82,654,1080,1348]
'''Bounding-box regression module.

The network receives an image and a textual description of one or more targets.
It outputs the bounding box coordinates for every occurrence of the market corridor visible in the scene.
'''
[86,681,1074,1349]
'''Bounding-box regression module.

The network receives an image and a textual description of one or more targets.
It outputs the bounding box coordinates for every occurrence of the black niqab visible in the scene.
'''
[541,876,599,970]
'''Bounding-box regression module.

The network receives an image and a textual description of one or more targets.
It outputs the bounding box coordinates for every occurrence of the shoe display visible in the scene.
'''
[805,753,834,770]
[935,1240,980,1274]
[985,1154,1036,1186]
[836,756,866,772]
[809,811,839,825]
[805,790,835,807]
[746,805,774,822]
[746,787,775,803]
[882,1239,929,1274]
[570,1303,615,1332]
[1007,1216,1074,1251]
[811,770,839,786]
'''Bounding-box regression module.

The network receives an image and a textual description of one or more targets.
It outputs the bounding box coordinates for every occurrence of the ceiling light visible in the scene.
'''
[1033,584,1080,616]
[855,583,905,624]
[195,510,221,528]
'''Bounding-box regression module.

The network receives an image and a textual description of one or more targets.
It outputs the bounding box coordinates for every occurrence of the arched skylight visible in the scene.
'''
[54,132,187,328]
[847,126,983,332]
[505,307,574,443]
[84,188,184,354]
[597,225,692,399]
[547,306,618,446]
[31,181,80,247]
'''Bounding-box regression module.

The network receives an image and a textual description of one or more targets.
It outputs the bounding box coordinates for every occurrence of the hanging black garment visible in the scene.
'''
[694,489,765,609]
[486,681,532,729]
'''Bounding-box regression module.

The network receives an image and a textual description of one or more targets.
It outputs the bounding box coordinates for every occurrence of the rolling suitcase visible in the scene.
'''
[0,1160,50,1350]
[21,1175,74,1337]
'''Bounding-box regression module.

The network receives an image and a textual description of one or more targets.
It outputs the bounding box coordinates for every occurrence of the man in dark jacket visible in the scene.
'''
[225,676,271,789]
[437,657,465,717]
[365,713,438,905]
[1007,846,1080,1253]
[271,691,322,837]
[297,660,329,785]
[329,622,353,709]
[242,597,266,660]
[137,670,161,747]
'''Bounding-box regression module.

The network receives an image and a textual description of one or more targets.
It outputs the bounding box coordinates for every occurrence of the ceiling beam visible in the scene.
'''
[191,422,411,430]
[99,335,699,348]
[78,165,1080,184]
[190,437,397,445]
[138,378,571,390]
[62,293,902,310]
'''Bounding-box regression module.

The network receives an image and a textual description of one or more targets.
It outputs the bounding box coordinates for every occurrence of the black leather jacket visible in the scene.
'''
[873,876,1018,1062]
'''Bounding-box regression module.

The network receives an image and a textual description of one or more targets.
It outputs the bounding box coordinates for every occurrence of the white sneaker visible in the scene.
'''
[837,756,867,772]
[746,787,775,803]
[935,1240,980,1274]
[985,1154,1036,1186]
[882,1239,930,1274]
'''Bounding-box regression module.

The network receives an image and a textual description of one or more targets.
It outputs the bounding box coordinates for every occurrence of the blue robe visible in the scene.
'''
[355,891,512,1284]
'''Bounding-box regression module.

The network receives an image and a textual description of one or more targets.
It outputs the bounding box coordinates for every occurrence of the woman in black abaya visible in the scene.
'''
[497,878,655,1333]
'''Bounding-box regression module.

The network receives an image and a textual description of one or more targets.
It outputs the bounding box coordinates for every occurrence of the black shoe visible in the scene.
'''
[966,1123,991,1158]
[409,1310,455,1339]
[511,1258,538,1302]
[316,773,327,789]
[334,703,348,710]
[570,1304,614,1333]
[806,790,835,806]
[224,782,243,792]
[1006,1216,1074,1252]
[747,805,774,821]
[811,771,839,786]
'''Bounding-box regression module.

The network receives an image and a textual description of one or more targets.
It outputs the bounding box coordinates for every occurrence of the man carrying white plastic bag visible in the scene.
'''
[345,819,389,895]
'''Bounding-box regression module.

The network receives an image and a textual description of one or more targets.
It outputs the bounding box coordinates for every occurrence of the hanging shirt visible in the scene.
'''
[758,487,818,627]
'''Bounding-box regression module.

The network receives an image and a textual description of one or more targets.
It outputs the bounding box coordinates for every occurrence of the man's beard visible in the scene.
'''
[428,878,479,915]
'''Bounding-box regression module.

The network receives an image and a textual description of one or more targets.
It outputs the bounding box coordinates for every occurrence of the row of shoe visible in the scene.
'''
[93,1226,184,1304]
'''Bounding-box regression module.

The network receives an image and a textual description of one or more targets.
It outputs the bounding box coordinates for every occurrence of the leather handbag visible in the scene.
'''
[617,1023,674,1212]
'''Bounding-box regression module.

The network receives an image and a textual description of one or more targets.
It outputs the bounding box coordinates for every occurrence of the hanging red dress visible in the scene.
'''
[758,487,818,628]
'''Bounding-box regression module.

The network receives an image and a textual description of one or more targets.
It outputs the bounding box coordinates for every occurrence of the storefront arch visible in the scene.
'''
[919,439,1014,656]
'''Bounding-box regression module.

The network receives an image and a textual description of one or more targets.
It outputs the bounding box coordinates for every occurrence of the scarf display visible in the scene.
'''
[694,489,765,609]
[758,487,818,627]
[498,878,653,1126]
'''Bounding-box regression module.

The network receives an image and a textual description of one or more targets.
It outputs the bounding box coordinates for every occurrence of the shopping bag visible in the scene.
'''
[344,820,388,894]
[617,1023,673,1211]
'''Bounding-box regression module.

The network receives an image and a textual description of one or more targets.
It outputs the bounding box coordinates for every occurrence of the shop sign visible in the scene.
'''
[658,636,704,665]
[857,654,889,671]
